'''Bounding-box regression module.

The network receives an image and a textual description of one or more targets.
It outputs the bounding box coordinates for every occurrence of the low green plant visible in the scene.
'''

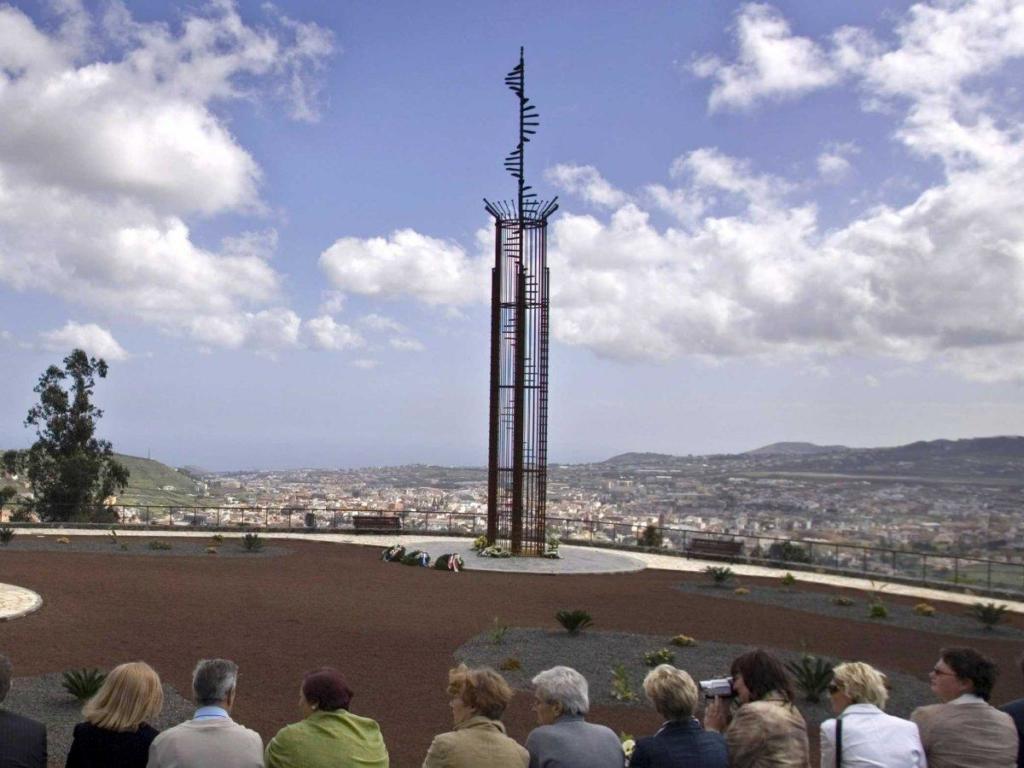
[637,524,663,548]
[785,654,835,702]
[734,587,750,595]
[704,566,734,586]
[832,596,855,607]
[489,618,510,645]
[868,601,888,619]
[781,572,797,587]
[118,543,129,551]
[643,648,675,667]
[670,634,697,647]
[555,609,593,636]
[610,664,638,703]
[56,536,70,544]
[206,546,218,555]
[914,602,935,617]
[970,602,1008,630]
[471,535,489,552]
[241,533,263,552]
[62,668,106,702]
[107,528,118,545]
[211,534,224,544]
[0,525,14,545]
[499,657,521,671]
[147,540,172,551]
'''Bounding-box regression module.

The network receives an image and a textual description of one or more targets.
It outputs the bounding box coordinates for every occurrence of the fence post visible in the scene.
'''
[987,560,992,591]
[862,548,867,574]
[922,554,927,583]
[834,544,839,569]
[954,556,959,586]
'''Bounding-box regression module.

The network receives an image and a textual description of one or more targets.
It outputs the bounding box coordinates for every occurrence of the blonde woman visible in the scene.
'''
[821,662,924,768]
[65,662,164,768]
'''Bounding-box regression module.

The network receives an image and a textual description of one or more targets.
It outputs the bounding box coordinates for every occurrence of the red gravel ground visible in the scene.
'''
[2,538,1022,767]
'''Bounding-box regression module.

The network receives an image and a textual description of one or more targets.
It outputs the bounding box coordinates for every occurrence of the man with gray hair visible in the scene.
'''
[525,666,622,768]
[0,653,46,768]
[147,659,262,768]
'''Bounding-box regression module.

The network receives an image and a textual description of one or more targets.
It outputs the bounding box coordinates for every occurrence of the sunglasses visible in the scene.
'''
[930,667,956,677]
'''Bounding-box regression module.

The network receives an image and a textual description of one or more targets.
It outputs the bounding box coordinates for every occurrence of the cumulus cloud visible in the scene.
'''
[0,2,333,354]
[319,229,488,306]
[545,164,627,208]
[817,142,859,182]
[361,313,405,333]
[389,337,425,352]
[305,315,364,351]
[39,321,128,360]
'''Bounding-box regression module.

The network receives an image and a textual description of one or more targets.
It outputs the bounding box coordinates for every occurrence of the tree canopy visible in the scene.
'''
[24,349,129,522]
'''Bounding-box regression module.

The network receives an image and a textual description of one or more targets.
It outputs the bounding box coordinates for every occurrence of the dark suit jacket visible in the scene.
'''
[0,708,46,768]
[65,721,158,768]
[630,719,728,768]
[1001,698,1024,768]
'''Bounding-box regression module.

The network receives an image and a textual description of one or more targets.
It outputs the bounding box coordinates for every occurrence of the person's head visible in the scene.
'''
[446,664,514,725]
[828,662,888,715]
[931,647,998,702]
[193,659,238,709]
[0,654,12,704]
[82,662,163,732]
[301,668,352,715]
[730,649,795,704]
[643,665,698,722]
[531,666,589,726]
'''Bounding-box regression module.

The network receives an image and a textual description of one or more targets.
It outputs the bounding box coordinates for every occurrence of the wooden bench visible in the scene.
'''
[352,515,402,532]
[686,537,744,561]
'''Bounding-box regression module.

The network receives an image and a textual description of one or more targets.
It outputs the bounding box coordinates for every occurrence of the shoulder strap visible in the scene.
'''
[835,717,843,768]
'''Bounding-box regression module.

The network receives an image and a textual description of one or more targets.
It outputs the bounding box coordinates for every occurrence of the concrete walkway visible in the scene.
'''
[20,527,1024,614]
[0,583,43,621]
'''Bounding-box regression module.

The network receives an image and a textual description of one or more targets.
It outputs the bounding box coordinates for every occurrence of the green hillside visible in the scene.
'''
[114,454,201,507]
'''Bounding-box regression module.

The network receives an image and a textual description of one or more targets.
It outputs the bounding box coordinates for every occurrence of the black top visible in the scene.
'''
[630,719,728,768]
[1001,698,1024,768]
[65,721,158,768]
[0,708,47,768]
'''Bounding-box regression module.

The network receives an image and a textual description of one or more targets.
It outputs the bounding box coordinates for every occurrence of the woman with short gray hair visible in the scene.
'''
[525,666,622,768]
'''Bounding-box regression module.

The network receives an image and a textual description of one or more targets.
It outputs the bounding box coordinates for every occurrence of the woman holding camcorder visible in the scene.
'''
[703,649,810,768]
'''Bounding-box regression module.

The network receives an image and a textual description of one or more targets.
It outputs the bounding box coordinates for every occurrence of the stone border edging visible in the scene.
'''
[0,583,43,621]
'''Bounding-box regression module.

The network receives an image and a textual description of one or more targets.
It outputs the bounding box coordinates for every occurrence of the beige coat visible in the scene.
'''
[147,717,263,768]
[725,693,810,768]
[422,715,528,768]
[912,699,1018,768]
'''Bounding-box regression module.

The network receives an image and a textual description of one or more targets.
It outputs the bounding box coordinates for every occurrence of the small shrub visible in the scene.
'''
[56,536,70,544]
[785,654,835,702]
[832,596,855,607]
[914,602,935,617]
[704,566,734,586]
[637,524,663,548]
[241,533,263,552]
[62,668,106,702]
[107,528,117,545]
[499,657,521,671]
[206,546,218,555]
[0,525,14,545]
[147,541,172,551]
[781,572,797,587]
[118,543,129,551]
[610,664,638,703]
[734,587,750,595]
[489,618,510,645]
[643,648,675,667]
[471,535,489,552]
[211,534,224,544]
[970,602,1008,630]
[670,634,697,647]
[556,609,593,636]
[543,533,561,559]
[868,601,888,619]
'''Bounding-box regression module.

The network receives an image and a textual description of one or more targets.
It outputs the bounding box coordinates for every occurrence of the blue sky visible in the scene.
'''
[1,0,1022,469]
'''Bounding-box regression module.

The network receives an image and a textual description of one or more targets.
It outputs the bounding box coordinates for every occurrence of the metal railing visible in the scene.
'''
[4,502,1022,599]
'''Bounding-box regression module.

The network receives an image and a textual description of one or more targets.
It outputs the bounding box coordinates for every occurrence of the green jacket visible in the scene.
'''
[265,710,389,768]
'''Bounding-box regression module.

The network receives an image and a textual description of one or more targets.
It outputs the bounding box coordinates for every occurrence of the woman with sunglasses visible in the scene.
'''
[820,662,925,767]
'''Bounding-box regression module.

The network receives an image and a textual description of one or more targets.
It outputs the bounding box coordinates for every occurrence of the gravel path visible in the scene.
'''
[455,627,934,735]
[0,534,289,558]
[675,581,1024,640]
[4,673,194,768]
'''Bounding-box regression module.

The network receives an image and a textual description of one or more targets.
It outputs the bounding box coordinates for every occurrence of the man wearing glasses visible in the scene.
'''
[911,647,1017,768]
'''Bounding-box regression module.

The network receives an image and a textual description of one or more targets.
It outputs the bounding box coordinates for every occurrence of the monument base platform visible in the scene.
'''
[404,539,645,575]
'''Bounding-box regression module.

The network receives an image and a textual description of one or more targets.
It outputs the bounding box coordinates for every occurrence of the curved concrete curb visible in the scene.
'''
[404,539,646,575]
[0,583,43,621]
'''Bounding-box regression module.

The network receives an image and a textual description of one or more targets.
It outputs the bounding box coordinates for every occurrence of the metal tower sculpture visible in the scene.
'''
[484,48,558,556]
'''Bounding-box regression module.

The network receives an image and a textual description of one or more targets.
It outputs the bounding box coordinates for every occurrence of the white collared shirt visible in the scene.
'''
[949,693,986,705]
[820,703,927,768]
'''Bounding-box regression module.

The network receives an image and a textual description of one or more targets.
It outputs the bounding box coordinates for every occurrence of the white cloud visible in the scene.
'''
[0,2,333,355]
[305,315,364,351]
[817,142,859,182]
[545,164,627,208]
[39,321,128,360]
[692,3,842,112]
[352,358,379,370]
[389,337,424,352]
[318,290,347,316]
[361,314,405,333]
[319,229,488,306]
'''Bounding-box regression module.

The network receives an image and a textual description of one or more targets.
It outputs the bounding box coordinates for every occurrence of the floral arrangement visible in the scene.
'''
[620,733,636,765]
[433,553,464,572]
[381,544,406,562]
[479,545,512,558]
[400,550,431,567]
[542,533,561,559]
[471,535,489,552]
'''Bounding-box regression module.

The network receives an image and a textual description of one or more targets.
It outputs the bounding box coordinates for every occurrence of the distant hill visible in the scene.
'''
[114,454,201,506]
[601,452,681,466]
[745,442,849,456]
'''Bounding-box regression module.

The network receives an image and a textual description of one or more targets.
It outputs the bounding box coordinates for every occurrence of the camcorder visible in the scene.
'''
[699,677,735,699]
